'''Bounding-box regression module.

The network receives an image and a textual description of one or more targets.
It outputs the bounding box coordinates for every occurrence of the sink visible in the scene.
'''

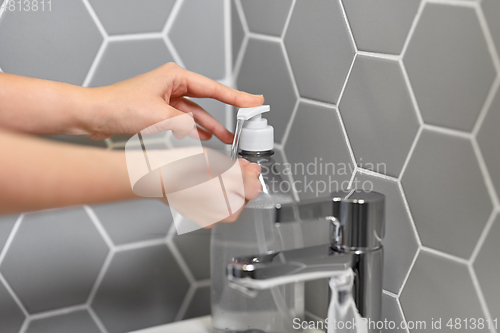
[129,316,325,333]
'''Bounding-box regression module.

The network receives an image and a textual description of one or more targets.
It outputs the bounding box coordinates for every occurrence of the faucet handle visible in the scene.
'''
[274,191,385,252]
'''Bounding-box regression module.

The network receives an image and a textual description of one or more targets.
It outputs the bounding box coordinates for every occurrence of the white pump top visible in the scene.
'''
[237,105,274,152]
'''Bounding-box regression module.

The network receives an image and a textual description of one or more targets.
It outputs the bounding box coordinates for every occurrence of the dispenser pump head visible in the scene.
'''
[237,105,274,152]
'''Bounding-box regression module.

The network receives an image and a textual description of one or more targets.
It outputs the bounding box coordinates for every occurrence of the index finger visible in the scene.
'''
[176,67,265,107]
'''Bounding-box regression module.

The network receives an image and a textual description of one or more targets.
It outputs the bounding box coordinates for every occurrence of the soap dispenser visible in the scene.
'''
[211,106,303,333]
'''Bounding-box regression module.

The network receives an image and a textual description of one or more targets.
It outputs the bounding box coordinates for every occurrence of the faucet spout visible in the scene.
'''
[228,244,355,290]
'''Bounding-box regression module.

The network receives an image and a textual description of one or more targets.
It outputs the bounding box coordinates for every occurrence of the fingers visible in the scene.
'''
[171,65,265,108]
[221,160,261,223]
[173,97,233,144]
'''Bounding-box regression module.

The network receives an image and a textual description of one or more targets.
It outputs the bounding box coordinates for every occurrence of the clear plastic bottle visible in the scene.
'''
[211,106,304,333]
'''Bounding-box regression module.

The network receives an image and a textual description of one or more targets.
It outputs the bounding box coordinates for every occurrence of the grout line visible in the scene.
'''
[107,33,163,42]
[232,34,249,83]
[476,3,500,72]
[355,167,399,182]
[194,279,211,288]
[0,273,29,317]
[470,209,497,263]
[82,39,108,88]
[395,295,411,333]
[81,0,108,38]
[400,0,426,58]
[162,0,184,35]
[347,166,359,190]
[166,241,196,284]
[18,317,30,333]
[398,125,423,181]
[382,289,398,298]
[333,105,357,176]
[84,206,115,250]
[356,51,401,61]
[114,238,167,252]
[426,0,477,7]
[0,0,6,22]
[422,123,472,139]
[247,32,282,44]
[163,34,186,69]
[88,307,109,333]
[298,97,336,110]
[280,0,296,40]
[174,283,196,321]
[281,38,300,99]
[398,182,423,247]
[469,266,497,333]
[397,246,421,297]
[473,76,500,136]
[400,60,424,125]
[278,146,301,202]
[86,250,114,306]
[0,214,23,266]
[234,0,249,35]
[29,304,87,321]
[471,137,500,209]
[420,246,469,265]
[338,0,358,52]
[279,99,299,148]
[336,53,357,106]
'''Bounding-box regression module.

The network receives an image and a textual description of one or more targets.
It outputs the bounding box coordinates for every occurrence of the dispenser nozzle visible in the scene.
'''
[237,105,270,120]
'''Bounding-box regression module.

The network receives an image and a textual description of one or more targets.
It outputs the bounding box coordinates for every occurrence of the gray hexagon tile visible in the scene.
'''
[353,173,419,294]
[232,1,245,67]
[88,0,175,35]
[482,0,500,55]
[477,87,500,197]
[92,199,173,246]
[401,129,492,259]
[340,56,420,177]
[343,0,421,55]
[240,0,293,37]
[89,39,174,87]
[0,207,109,314]
[400,251,488,332]
[91,245,189,333]
[182,286,211,320]
[381,294,406,333]
[404,3,496,132]
[0,0,102,85]
[0,278,25,333]
[284,101,354,200]
[168,0,225,80]
[284,0,355,104]
[236,38,297,143]
[0,214,18,253]
[26,310,100,333]
[473,213,500,322]
[172,227,211,281]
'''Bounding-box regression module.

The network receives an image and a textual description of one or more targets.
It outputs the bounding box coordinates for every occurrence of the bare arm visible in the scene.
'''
[0,129,133,214]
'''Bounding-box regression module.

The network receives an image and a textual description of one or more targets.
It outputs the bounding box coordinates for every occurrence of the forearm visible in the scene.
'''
[0,130,136,214]
[0,73,96,136]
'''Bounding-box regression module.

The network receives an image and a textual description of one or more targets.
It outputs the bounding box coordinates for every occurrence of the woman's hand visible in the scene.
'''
[84,62,264,141]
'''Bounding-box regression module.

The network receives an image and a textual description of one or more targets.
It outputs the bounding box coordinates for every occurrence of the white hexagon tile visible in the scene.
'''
[1,0,500,332]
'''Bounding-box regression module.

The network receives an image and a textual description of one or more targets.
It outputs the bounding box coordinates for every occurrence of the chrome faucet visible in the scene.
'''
[227,191,385,333]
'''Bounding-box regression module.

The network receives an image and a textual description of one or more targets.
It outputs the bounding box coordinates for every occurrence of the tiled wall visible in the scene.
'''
[232,0,500,331]
[0,1,228,332]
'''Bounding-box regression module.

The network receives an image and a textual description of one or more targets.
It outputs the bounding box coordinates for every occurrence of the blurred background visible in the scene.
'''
[0,0,499,332]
